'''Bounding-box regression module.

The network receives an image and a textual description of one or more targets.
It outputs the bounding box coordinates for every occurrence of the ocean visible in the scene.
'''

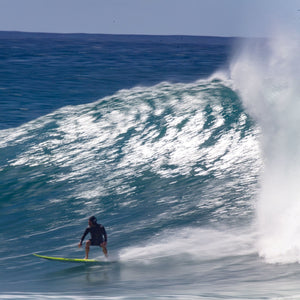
[1,31,300,300]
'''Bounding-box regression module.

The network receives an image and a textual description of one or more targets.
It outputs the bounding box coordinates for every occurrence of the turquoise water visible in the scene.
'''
[1,32,300,299]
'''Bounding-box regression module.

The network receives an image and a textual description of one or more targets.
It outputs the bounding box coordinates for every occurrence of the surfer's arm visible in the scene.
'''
[79,228,89,246]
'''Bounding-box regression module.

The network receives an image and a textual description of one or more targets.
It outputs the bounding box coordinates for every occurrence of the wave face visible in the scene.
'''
[0,75,262,298]
[231,34,300,264]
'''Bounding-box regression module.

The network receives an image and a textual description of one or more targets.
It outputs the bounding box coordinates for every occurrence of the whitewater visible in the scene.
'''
[1,32,300,299]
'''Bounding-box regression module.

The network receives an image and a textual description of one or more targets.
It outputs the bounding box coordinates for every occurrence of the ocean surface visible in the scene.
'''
[1,31,300,300]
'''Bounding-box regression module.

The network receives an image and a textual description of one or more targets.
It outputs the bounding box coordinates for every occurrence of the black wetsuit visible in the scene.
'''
[80,223,107,246]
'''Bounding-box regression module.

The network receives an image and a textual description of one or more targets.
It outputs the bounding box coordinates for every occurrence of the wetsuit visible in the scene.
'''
[80,223,107,246]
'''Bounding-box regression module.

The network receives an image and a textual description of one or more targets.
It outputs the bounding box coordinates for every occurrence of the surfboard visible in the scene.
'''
[33,253,103,263]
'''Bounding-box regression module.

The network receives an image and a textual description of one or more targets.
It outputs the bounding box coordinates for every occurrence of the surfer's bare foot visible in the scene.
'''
[84,257,88,260]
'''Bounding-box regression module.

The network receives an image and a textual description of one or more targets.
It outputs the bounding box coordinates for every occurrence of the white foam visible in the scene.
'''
[231,32,300,263]
[119,227,256,263]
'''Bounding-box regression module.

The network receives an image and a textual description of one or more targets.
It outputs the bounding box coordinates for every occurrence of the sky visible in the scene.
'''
[0,0,299,38]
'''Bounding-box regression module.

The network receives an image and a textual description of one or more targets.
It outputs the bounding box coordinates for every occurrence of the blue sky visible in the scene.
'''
[0,0,299,37]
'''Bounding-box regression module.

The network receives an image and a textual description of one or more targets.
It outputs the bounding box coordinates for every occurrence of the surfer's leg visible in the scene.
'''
[85,240,91,259]
[100,243,108,257]
[102,246,108,257]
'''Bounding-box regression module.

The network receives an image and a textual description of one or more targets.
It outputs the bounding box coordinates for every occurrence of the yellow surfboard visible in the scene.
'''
[33,253,102,263]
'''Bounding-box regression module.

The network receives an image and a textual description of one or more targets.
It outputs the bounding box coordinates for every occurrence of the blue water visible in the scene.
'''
[1,31,300,300]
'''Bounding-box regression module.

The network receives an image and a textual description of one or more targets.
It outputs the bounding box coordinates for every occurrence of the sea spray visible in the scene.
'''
[231,35,300,263]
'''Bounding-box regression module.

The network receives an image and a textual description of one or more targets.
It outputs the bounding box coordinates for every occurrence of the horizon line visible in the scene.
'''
[0,30,262,40]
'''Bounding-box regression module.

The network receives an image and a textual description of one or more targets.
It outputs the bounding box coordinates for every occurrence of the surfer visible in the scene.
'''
[78,216,108,259]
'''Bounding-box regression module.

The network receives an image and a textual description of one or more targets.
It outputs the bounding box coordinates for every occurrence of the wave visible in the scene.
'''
[0,74,261,265]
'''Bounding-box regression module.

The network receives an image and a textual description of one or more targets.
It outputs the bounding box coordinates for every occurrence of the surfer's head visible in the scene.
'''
[88,216,97,226]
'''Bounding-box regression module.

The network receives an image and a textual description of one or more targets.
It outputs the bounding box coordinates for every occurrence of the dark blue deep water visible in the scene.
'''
[1,31,300,300]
